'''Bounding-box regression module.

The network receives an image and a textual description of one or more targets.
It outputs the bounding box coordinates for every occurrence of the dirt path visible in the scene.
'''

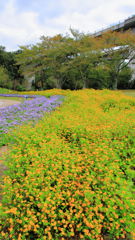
[0,98,20,179]
[0,100,19,199]
[0,99,20,108]
[0,99,20,184]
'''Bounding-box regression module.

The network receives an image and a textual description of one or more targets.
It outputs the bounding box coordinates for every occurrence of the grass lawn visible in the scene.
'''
[0,96,24,102]
[120,89,135,97]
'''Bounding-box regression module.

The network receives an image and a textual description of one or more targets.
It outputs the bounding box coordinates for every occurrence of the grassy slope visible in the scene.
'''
[0,88,15,94]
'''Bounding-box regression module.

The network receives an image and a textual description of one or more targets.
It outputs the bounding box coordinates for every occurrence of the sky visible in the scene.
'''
[0,0,135,51]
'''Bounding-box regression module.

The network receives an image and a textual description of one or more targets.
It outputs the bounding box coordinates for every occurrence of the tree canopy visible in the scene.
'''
[0,47,24,90]
[1,29,135,90]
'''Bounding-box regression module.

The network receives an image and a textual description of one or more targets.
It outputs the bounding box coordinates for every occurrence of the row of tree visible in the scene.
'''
[0,29,135,90]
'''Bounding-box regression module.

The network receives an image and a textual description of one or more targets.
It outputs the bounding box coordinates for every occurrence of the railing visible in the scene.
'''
[92,14,135,37]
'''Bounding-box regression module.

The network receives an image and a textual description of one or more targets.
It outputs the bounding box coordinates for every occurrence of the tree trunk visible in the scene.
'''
[83,81,87,89]
[56,78,62,89]
[112,76,118,90]
[80,69,87,89]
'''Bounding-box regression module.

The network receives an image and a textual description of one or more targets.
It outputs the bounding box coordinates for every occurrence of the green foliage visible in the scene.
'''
[0,46,25,90]
[117,67,132,89]
[0,87,15,94]
[101,99,118,112]
[15,30,135,91]
[86,65,110,89]
[0,66,11,88]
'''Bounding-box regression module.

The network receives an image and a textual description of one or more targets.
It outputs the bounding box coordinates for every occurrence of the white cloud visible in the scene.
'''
[0,0,59,51]
[0,0,135,51]
[52,0,135,33]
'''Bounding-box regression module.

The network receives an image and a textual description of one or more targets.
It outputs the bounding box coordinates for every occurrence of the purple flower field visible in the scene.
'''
[0,94,63,134]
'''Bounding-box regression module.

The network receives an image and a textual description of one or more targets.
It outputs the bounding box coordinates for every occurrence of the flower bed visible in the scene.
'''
[0,89,135,240]
[0,94,63,134]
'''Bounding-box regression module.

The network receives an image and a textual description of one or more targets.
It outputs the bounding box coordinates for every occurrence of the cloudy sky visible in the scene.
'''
[0,0,135,51]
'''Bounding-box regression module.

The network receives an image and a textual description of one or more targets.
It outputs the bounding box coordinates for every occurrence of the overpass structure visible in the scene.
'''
[92,15,135,85]
[92,15,135,37]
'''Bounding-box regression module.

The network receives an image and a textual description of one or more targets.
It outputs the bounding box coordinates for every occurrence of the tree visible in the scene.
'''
[16,31,103,89]
[0,46,25,90]
[15,30,135,90]
[0,66,11,88]
[117,66,132,89]
[99,30,135,89]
